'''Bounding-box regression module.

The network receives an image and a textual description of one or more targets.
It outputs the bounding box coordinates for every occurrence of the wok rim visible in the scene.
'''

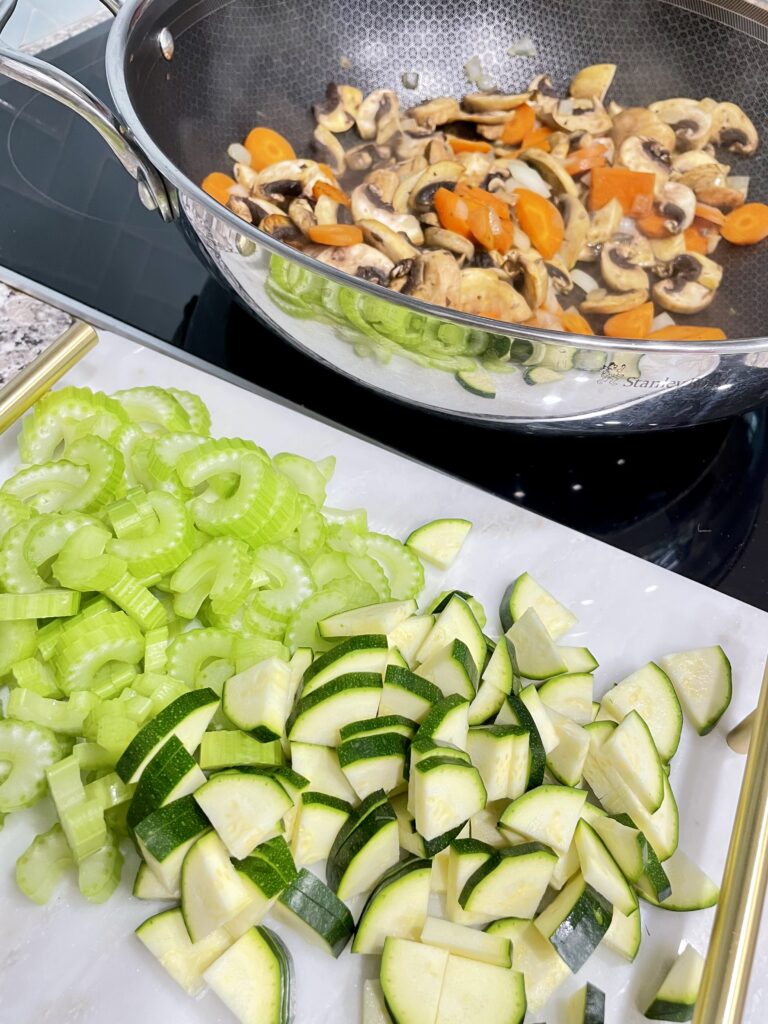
[106,0,768,358]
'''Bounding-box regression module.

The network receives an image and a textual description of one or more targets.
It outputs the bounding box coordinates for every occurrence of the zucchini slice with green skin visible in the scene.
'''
[569,982,606,1024]
[479,635,519,695]
[380,937,449,1024]
[352,857,432,954]
[546,710,590,788]
[318,599,417,638]
[455,368,496,399]
[550,840,580,891]
[466,725,530,802]
[380,664,442,723]
[496,693,546,789]
[602,710,665,813]
[468,808,508,850]
[387,614,435,669]
[222,658,292,742]
[417,639,478,700]
[518,683,560,752]
[290,741,358,804]
[326,790,400,899]
[658,646,732,736]
[287,672,383,745]
[599,662,683,763]
[291,792,352,867]
[500,785,587,855]
[560,646,600,673]
[134,794,211,896]
[180,831,251,942]
[421,916,511,968]
[194,769,293,860]
[501,921,572,1013]
[227,838,299,938]
[446,838,495,926]
[435,952,527,1024]
[500,572,578,639]
[341,715,418,741]
[133,862,175,901]
[574,819,638,916]
[426,591,487,629]
[203,925,293,1024]
[115,687,219,783]
[275,868,354,957]
[645,945,705,1022]
[460,842,557,920]
[198,731,284,771]
[468,678,507,726]
[587,813,667,891]
[603,906,642,962]
[405,518,473,570]
[416,595,485,682]
[416,694,470,750]
[413,756,486,842]
[301,634,389,696]
[136,907,231,996]
[635,848,719,911]
[127,735,206,830]
[505,607,569,680]
[338,732,409,800]
[539,672,594,726]
[534,872,613,973]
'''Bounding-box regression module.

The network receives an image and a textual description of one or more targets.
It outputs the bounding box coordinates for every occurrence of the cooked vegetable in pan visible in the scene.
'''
[203,65,766,342]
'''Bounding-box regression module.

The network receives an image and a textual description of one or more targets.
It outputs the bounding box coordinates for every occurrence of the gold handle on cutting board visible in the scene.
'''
[0,321,98,433]
[693,655,768,1024]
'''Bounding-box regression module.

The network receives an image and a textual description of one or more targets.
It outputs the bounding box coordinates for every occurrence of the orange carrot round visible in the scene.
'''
[721,203,768,245]
[520,126,553,152]
[468,206,513,254]
[446,135,493,154]
[561,310,594,335]
[695,203,726,226]
[434,187,472,238]
[201,172,236,207]
[455,182,511,221]
[684,227,709,254]
[308,224,363,246]
[649,325,727,341]
[565,143,608,176]
[501,103,536,145]
[244,127,296,171]
[312,181,351,207]
[514,189,565,260]
[637,213,672,239]
[603,302,655,339]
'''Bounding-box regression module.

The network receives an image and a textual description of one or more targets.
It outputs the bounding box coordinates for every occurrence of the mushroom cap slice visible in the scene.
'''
[458,268,532,321]
[518,150,579,196]
[557,194,590,270]
[228,194,284,225]
[350,184,425,245]
[648,98,712,151]
[658,181,697,233]
[314,243,395,286]
[364,169,400,205]
[358,219,419,262]
[256,159,330,203]
[513,250,550,309]
[288,197,317,236]
[569,64,617,102]
[545,258,574,294]
[463,91,532,112]
[392,169,427,213]
[601,235,651,292]
[409,96,463,129]
[651,233,687,266]
[424,226,475,259]
[617,136,672,189]
[708,101,759,155]
[313,125,347,176]
[259,214,306,248]
[586,197,624,248]
[408,161,464,213]
[313,83,359,133]
[580,287,649,314]
[652,278,715,315]
[612,107,676,151]
[355,90,400,140]
[346,142,392,172]
[314,193,354,226]
[671,150,729,176]
[553,98,613,135]
[402,251,462,307]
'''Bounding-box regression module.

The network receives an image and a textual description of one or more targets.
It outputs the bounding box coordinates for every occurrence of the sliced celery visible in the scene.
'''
[144,626,170,673]
[47,756,107,861]
[59,436,125,512]
[147,432,209,483]
[53,524,126,591]
[234,637,289,672]
[196,659,236,695]
[52,611,144,693]
[113,386,191,433]
[250,544,315,625]
[2,460,89,513]
[7,689,98,735]
[78,829,123,903]
[169,536,251,620]
[108,490,195,579]
[19,386,128,464]
[105,486,156,539]
[284,584,378,654]
[165,628,236,688]
[321,506,368,532]
[83,772,135,811]
[273,452,328,506]
[364,532,425,601]
[166,388,212,435]
[90,662,138,700]
[15,823,74,904]
[346,552,392,601]
[0,718,61,812]
[11,657,61,697]
[0,492,30,544]
[199,731,284,770]
[0,514,91,593]
[73,742,116,770]
[103,571,167,631]
[285,501,327,563]
[0,589,80,620]
[96,717,138,761]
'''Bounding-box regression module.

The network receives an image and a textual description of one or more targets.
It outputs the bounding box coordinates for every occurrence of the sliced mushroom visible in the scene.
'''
[658,181,697,233]
[601,235,651,292]
[460,109,519,126]
[612,107,676,151]
[358,219,419,262]
[227,194,284,225]
[671,149,729,177]
[455,151,495,183]
[408,161,464,213]
[653,252,722,313]
[313,83,362,133]
[569,64,617,102]
[355,90,400,140]
[463,91,531,112]
[345,142,391,172]
[617,136,672,188]
[580,287,649,314]
[558,194,590,269]
[393,131,434,161]
[458,268,532,321]
[553,98,612,135]
[477,124,506,141]
[426,137,456,164]
[709,101,759,155]
[518,150,579,197]
[409,96,463,129]
[392,168,427,213]
[314,242,394,286]
[512,250,550,308]
[648,98,711,151]
[312,125,347,177]
[586,197,624,251]
[393,154,429,178]
[350,184,424,244]
[676,164,745,210]
[548,132,572,161]
[528,74,560,124]
[651,233,686,266]
[314,193,354,226]
[402,251,462,307]
[255,160,317,203]
[287,197,317,236]
[364,169,400,205]
[545,258,574,295]
[259,214,306,248]
[233,161,260,191]
[424,226,475,260]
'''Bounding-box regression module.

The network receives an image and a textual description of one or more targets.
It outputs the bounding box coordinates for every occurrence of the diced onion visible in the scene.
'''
[464,55,483,84]
[619,217,638,235]
[507,160,551,198]
[477,74,497,91]
[558,98,575,116]
[570,268,600,294]
[228,184,249,198]
[651,312,676,332]
[727,175,750,199]
[227,143,251,166]
[506,37,537,58]
[543,283,562,315]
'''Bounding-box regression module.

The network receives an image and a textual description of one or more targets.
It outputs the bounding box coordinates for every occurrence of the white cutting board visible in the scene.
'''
[1,331,766,1024]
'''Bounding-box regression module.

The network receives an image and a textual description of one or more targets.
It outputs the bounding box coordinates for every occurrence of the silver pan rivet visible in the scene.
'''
[138,181,157,211]
[159,28,175,61]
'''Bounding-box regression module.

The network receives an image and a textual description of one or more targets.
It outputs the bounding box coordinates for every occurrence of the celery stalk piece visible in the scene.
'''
[15,823,74,904]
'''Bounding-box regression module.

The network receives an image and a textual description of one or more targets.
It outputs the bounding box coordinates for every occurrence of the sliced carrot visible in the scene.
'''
[561,310,594,335]
[721,202,768,245]
[454,182,511,221]
[201,172,236,207]
[514,188,565,260]
[308,224,363,246]
[603,302,655,339]
[637,213,672,239]
[317,163,339,184]
[565,143,608,176]
[244,127,296,171]
[501,103,536,145]
[447,135,493,154]
[695,203,727,226]
[520,126,553,152]
[468,205,514,254]
[312,181,351,207]
[648,325,727,341]
[434,187,472,238]
[590,166,655,218]
[684,227,709,254]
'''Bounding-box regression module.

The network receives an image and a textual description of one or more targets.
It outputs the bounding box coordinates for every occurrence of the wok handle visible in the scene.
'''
[0,0,176,222]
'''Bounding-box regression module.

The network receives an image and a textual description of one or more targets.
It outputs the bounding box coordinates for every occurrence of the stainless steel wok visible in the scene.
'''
[2,0,768,432]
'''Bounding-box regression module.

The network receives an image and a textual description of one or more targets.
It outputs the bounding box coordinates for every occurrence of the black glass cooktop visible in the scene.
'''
[1,23,767,611]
